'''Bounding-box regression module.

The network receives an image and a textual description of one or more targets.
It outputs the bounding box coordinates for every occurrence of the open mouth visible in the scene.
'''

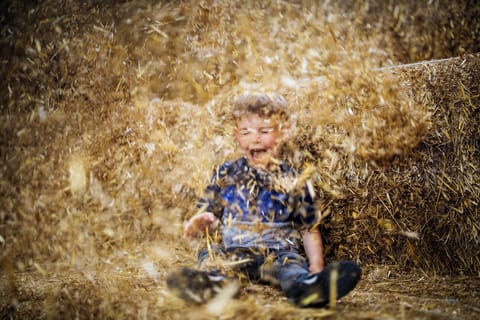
[249,148,268,161]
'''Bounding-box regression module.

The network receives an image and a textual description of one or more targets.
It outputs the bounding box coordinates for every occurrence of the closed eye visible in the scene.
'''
[239,129,251,136]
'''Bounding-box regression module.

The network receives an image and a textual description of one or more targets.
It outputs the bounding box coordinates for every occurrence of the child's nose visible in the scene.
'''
[253,131,261,142]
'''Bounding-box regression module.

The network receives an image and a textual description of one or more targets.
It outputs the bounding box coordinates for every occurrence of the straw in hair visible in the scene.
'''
[233,93,289,121]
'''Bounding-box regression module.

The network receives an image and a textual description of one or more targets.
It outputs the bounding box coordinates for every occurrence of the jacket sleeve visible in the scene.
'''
[291,184,319,229]
[196,163,229,220]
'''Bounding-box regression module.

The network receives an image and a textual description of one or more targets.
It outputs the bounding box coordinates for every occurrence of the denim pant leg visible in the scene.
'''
[198,245,266,281]
[268,251,311,299]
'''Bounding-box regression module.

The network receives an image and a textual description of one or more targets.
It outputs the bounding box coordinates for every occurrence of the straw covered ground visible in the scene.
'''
[1,0,479,319]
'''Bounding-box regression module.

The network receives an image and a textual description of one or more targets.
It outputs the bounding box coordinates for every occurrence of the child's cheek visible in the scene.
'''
[238,137,250,151]
[265,135,278,148]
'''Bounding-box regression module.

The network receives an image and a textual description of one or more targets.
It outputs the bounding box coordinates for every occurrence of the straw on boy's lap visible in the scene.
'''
[167,93,360,307]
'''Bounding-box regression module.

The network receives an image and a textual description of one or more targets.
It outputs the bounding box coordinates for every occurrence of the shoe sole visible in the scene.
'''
[166,267,225,304]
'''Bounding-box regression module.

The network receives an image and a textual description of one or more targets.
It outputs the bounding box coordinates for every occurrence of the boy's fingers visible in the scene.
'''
[183,228,194,241]
[205,212,215,220]
[183,221,195,239]
[182,213,216,241]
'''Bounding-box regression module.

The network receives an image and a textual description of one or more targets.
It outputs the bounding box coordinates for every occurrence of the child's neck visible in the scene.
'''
[245,156,282,173]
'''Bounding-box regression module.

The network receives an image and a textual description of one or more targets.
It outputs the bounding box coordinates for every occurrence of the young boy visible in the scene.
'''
[167,93,360,308]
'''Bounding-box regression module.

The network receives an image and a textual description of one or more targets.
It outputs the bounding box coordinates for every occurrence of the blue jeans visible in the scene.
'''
[198,245,310,300]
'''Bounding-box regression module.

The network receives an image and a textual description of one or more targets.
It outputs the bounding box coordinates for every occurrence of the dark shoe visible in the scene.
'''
[166,267,228,304]
[291,260,361,308]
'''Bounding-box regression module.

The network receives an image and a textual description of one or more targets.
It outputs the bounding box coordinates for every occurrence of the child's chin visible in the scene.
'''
[247,156,263,165]
[248,157,270,168]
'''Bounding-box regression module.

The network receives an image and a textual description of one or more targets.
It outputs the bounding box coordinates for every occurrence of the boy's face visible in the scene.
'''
[234,113,284,168]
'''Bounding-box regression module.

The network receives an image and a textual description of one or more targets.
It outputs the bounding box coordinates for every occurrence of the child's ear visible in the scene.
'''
[284,123,292,132]
[280,121,295,139]
[283,128,294,145]
[234,126,239,137]
[282,116,297,138]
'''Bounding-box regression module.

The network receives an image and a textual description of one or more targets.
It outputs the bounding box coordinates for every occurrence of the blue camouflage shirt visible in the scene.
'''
[198,157,318,252]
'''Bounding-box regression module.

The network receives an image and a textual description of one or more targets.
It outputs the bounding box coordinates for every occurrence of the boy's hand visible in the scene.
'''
[183,212,218,240]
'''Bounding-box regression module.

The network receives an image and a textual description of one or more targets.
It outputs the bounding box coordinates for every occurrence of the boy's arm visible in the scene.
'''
[301,229,324,273]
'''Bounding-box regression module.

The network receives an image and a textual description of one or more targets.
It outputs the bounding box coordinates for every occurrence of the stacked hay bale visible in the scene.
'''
[287,55,479,275]
[403,55,479,274]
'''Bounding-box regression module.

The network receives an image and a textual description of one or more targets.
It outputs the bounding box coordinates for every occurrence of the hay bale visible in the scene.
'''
[305,54,479,274]
[403,54,480,273]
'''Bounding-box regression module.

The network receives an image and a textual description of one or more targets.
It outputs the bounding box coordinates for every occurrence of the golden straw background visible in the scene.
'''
[1,0,479,318]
